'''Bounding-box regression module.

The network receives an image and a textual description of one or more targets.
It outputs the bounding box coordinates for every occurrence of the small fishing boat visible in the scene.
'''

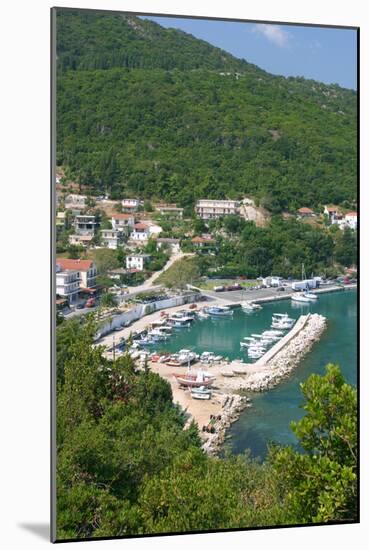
[174,370,215,387]
[291,293,311,303]
[304,292,318,301]
[241,301,262,311]
[205,306,233,316]
[191,386,212,400]
[197,310,210,320]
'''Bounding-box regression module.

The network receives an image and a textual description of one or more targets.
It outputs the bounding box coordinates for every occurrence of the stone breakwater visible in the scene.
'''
[237,313,327,392]
[201,394,252,455]
[201,313,327,454]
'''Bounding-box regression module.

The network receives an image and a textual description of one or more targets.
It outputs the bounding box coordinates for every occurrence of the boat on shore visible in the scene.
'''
[191,386,212,400]
[174,370,215,387]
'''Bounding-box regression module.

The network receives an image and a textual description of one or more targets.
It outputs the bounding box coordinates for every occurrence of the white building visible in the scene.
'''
[111,213,135,233]
[262,276,283,288]
[56,258,97,289]
[195,199,240,219]
[73,215,97,235]
[126,254,151,271]
[101,229,123,249]
[344,211,357,230]
[130,223,150,241]
[121,198,142,212]
[56,265,80,304]
[324,205,342,224]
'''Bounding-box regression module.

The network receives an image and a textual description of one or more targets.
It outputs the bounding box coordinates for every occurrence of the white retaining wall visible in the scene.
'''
[99,293,200,336]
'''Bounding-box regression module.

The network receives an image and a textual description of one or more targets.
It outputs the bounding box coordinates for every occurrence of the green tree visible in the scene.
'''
[270,364,357,524]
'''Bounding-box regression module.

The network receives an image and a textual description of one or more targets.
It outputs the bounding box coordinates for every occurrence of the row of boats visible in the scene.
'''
[240,313,296,360]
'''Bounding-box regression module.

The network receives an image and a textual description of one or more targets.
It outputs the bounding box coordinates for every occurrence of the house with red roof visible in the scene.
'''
[130,222,150,241]
[111,213,135,232]
[56,258,97,290]
[192,235,216,249]
[297,207,314,218]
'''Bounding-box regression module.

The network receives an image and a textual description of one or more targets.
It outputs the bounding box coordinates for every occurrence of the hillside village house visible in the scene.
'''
[56,211,66,236]
[345,211,357,230]
[324,205,342,223]
[196,199,240,219]
[121,198,142,212]
[68,234,93,247]
[130,222,150,241]
[65,194,87,209]
[74,215,97,235]
[192,235,216,249]
[126,254,151,271]
[111,213,135,233]
[156,238,181,254]
[56,258,97,290]
[155,204,184,219]
[56,264,80,304]
[101,229,123,249]
[297,207,314,218]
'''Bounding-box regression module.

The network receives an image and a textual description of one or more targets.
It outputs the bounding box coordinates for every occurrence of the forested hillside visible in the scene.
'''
[56,9,357,212]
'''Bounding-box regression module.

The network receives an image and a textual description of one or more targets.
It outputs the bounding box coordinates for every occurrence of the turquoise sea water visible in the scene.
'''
[158,290,357,458]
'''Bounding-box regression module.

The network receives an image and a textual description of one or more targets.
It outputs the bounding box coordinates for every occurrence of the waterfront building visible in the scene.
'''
[126,254,151,271]
[56,258,97,289]
[56,264,80,304]
[195,199,240,219]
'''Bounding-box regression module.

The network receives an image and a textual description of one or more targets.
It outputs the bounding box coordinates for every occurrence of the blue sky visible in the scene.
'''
[142,16,357,90]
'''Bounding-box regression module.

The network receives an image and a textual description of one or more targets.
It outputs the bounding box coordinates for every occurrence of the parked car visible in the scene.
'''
[214,286,225,292]
[76,301,86,309]
[85,298,96,308]
[276,287,285,292]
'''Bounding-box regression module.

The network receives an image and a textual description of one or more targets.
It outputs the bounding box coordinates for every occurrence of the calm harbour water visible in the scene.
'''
[158,290,357,459]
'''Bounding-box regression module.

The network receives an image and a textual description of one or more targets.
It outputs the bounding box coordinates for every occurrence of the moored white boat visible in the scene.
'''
[291,293,311,303]
[205,305,233,316]
[241,301,262,311]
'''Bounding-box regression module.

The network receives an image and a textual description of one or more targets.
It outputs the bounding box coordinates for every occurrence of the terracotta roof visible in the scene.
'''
[345,211,357,217]
[192,236,215,244]
[112,213,135,220]
[298,207,313,214]
[133,223,149,230]
[56,258,94,272]
[326,207,339,212]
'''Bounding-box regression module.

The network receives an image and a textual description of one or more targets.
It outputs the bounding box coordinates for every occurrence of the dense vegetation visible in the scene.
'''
[56,10,357,212]
[56,317,357,540]
[157,216,357,284]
